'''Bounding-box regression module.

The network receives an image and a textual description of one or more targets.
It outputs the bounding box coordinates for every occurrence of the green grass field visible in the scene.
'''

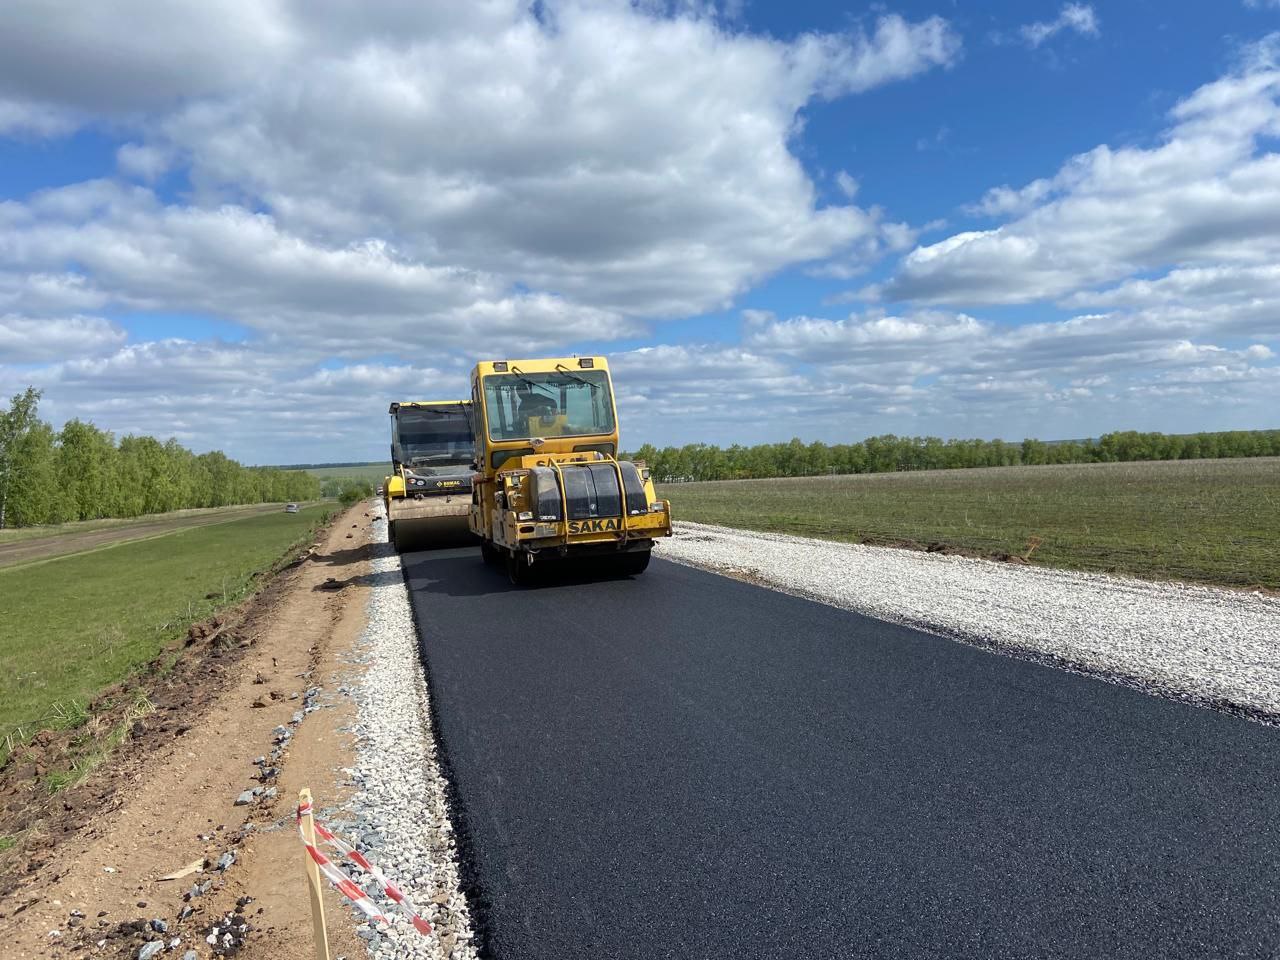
[0,502,283,546]
[0,505,330,753]
[661,458,1280,589]
[292,462,391,485]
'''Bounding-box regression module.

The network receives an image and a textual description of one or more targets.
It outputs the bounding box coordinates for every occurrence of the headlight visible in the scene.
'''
[650,502,666,512]
[518,511,533,521]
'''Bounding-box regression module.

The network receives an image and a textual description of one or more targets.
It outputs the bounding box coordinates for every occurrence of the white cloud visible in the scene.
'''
[0,2,960,335]
[746,309,987,362]
[725,304,1280,437]
[0,98,76,136]
[965,178,1054,217]
[789,14,961,98]
[3,4,1274,457]
[0,182,634,355]
[879,35,1280,306]
[0,271,106,314]
[0,315,126,362]
[5,298,1276,459]
[116,143,172,181]
[610,341,934,443]
[0,2,973,457]
[1019,4,1100,48]
[1061,264,1280,339]
[0,338,462,459]
[0,0,292,114]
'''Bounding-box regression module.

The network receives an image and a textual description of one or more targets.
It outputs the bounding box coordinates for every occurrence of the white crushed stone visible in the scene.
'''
[342,500,479,960]
[662,521,1280,721]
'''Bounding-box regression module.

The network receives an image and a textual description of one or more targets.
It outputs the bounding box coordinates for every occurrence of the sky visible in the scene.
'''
[1,0,1279,464]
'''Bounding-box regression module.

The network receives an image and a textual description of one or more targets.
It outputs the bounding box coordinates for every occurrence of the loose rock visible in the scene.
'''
[342,501,479,959]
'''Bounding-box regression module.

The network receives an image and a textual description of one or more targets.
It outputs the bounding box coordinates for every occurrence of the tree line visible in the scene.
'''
[627,428,1280,483]
[0,387,321,528]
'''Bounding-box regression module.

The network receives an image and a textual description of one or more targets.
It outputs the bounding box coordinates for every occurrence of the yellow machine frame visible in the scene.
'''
[468,356,671,581]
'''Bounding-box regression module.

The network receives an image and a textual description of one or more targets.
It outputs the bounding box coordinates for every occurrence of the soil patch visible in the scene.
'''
[0,506,382,959]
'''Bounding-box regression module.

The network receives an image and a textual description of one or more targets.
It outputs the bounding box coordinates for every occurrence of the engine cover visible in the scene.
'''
[525,461,649,521]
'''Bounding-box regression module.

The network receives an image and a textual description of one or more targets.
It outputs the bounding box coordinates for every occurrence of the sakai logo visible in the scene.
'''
[568,518,620,534]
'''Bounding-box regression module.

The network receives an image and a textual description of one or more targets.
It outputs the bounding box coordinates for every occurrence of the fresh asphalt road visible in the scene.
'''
[401,548,1280,960]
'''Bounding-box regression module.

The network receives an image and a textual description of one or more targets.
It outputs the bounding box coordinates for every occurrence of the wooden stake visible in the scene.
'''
[299,787,332,960]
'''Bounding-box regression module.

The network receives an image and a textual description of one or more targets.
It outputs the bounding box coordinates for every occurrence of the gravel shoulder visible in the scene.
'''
[338,502,478,960]
[662,521,1280,722]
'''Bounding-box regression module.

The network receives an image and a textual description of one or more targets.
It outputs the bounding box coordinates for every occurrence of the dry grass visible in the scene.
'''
[661,457,1280,589]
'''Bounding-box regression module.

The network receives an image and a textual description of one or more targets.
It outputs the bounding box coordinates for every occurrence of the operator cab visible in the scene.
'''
[481,365,615,444]
[389,401,474,487]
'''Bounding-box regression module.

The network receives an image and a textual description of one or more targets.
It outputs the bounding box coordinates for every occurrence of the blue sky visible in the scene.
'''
[1,1,1278,463]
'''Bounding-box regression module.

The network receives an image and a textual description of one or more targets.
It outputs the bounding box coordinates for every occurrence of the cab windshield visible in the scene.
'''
[392,405,473,473]
[483,369,615,441]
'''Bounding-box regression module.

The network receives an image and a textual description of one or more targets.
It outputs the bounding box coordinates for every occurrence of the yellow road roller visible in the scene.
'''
[467,356,671,582]
[385,400,475,551]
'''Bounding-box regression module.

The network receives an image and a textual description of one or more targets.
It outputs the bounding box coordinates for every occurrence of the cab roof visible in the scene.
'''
[472,356,608,376]
[388,400,470,414]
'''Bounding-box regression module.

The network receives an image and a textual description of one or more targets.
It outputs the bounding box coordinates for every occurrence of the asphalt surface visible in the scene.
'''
[402,548,1280,960]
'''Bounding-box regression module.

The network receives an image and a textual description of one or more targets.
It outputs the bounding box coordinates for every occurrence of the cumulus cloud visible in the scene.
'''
[1062,264,1280,339]
[729,305,1280,440]
[0,181,635,355]
[116,143,172,181]
[0,315,125,362]
[0,2,971,457]
[790,14,961,98]
[878,35,1280,307]
[835,171,860,199]
[0,2,959,328]
[746,310,987,362]
[0,98,77,136]
[0,338,463,459]
[2,3,1274,457]
[610,340,933,443]
[0,0,291,114]
[1019,4,1100,48]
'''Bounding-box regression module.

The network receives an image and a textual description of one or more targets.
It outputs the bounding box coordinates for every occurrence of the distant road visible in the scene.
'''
[403,548,1280,960]
[0,504,286,570]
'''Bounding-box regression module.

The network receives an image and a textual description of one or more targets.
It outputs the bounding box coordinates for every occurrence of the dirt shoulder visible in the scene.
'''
[0,504,380,959]
[0,504,288,571]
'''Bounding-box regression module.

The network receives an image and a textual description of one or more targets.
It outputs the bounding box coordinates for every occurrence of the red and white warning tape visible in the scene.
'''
[296,799,433,936]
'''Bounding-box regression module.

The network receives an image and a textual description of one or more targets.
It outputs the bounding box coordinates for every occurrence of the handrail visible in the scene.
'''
[609,458,629,544]
[548,458,571,550]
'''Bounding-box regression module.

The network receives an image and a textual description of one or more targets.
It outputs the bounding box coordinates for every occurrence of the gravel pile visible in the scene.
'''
[343,502,478,960]
[663,521,1280,722]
